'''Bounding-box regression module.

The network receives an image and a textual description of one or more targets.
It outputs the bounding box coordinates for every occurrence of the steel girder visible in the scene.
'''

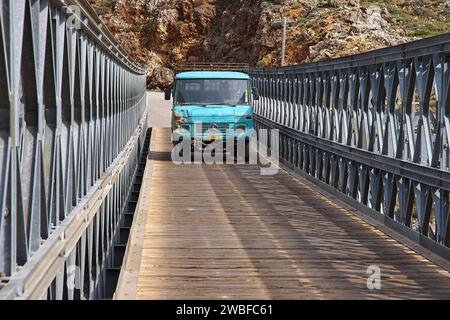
[0,0,147,299]
[251,33,450,256]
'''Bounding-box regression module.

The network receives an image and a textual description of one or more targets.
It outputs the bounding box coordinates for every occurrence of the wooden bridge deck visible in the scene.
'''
[116,128,450,300]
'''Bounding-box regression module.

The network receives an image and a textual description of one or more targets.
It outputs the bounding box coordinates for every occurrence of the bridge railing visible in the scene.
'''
[0,0,147,299]
[251,33,450,259]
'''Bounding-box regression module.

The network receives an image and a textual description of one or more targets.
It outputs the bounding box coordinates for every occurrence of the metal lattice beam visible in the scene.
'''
[0,0,147,299]
[251,33,450,258]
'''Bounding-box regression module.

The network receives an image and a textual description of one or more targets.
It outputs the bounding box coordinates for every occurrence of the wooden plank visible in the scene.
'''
[130,128,450,300]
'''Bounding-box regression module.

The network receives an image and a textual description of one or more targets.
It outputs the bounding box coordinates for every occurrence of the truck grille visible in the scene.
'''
[195,123,231,134]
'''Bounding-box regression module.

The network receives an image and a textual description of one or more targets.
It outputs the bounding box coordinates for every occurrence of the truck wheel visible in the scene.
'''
[245,140,250,163]
[172,140,182,158]
[235,140,250,163]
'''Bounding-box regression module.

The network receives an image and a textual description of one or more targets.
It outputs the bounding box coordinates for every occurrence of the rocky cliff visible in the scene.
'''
[89,0,450,89]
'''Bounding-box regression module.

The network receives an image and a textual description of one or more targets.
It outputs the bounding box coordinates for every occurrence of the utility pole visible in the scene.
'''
[281,17,287,67]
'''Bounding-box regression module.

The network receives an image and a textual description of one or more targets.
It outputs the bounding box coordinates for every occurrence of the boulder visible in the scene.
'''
[149,67,175,91]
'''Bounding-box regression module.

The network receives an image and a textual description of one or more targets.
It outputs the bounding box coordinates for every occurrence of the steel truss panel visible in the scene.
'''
[0,0,147,299]
[251,33,450,256]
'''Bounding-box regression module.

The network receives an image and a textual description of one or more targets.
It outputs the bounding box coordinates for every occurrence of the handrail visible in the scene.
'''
[61,0,147,74]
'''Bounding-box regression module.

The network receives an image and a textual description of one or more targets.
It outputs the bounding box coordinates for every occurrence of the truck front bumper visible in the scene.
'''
[172,134,251,150]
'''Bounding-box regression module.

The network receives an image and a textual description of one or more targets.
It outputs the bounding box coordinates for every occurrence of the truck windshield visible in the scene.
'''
[175,79,250,106]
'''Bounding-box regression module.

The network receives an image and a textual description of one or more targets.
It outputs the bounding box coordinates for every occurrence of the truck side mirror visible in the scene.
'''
[252,87,260,101]
[164,88,172,101]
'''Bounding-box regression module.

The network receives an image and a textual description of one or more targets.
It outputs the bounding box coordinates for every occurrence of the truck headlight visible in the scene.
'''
[180,125,190,134]
[235,124,246,134]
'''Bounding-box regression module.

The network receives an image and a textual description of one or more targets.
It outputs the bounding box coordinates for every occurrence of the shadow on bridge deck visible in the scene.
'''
[115,128,450,300]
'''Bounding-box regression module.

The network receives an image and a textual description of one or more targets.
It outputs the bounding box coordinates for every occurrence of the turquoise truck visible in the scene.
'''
[165,63,259,160]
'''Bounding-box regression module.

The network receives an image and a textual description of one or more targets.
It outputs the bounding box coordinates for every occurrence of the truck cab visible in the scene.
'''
[165,64,258,159]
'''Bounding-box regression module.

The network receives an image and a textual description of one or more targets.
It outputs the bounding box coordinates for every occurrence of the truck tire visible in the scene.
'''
[245,140,250,163]
[235,139,250,163]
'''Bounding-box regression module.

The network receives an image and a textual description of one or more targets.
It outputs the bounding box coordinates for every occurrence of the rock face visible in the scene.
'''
[89,0,448,89]
[90,0,216,89]
[204,0,264,64]
[149,67,175,91]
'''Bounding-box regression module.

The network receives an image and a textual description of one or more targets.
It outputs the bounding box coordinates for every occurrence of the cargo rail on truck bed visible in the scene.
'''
[175,62,250,73]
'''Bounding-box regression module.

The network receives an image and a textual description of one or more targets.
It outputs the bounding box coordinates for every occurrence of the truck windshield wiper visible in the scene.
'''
[177,103,207,107]
[207,103,236,106]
